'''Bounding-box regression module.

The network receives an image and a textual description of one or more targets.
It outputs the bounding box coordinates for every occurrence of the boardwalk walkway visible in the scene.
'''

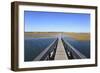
[54,34,68,60]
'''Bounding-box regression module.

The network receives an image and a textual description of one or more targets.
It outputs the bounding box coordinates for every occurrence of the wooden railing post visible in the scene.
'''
[34,38,58,61]
[61,38,86,59]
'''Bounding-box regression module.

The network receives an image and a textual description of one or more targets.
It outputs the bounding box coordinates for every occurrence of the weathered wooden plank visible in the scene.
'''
[55,34,68,60]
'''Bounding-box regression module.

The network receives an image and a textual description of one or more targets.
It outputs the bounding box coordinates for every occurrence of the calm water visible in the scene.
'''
[63,37,90,58]
[24,38,56,61]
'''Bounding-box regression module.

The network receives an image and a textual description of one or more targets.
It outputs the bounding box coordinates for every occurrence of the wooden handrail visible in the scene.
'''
[62,38,86,59]
[34,38,58,61]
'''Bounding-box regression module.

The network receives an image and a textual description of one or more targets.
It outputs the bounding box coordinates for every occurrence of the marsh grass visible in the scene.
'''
[24,32,90,41]
[24,32,59,38]
[62,32,90,41]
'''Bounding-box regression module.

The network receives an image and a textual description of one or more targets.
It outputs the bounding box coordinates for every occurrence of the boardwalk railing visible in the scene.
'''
[34,38,58,61]
[61,38,86,59]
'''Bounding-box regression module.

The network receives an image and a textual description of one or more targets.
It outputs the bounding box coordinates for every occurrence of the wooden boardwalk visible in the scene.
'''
[54,34,68,60]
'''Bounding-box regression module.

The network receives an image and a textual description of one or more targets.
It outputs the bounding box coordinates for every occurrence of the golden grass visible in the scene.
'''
[63,32,90,41]
[25,32,90,40]
[24,32,59,38]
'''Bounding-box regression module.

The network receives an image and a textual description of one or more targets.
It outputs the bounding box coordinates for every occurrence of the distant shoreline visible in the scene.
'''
[24,32,90,41]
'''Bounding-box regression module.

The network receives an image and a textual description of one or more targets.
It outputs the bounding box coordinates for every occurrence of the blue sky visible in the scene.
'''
[24,11,90,33]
